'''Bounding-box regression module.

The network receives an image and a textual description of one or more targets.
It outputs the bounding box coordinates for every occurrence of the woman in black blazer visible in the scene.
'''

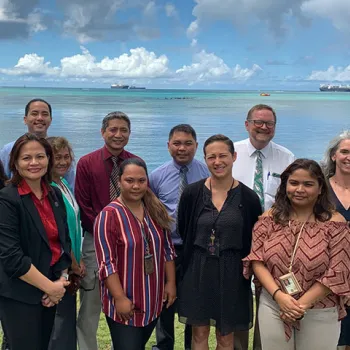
[0,160,9,350]
[0,133,72,350]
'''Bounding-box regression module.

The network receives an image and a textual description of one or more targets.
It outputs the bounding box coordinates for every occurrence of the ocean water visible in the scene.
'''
[0,87,349,171]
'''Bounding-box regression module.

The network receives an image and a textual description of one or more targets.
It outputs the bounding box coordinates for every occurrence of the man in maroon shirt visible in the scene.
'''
[75,111,140,350]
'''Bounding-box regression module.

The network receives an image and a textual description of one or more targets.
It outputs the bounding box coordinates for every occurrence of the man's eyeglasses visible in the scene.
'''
[247,119,276,129]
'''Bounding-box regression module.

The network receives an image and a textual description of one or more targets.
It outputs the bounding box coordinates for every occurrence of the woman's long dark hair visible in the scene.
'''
[119,158,173,231]
[0,160,7,189]
[271,158,334,225]
[9,133,53,186]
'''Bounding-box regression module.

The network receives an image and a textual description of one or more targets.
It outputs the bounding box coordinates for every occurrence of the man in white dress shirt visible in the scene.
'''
[232,104,295,350]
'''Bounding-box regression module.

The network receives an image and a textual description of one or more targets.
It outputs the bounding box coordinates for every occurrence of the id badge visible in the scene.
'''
[207,231,220,257]
[279,272,302,295]
[144,254,154,275]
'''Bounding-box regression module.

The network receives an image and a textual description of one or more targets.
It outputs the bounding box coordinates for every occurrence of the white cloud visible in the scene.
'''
[58,0,161,43]
[233,64,262,79]
[0,0,46,38]
[186,0,309,38]
[60,0,135,43]
[165,3,177,18]
[144,1,157,16]
[186,20,199,38]
[0,54,58,76]
[185,0,350,38]
[301,0,350,31]
[27,10,47,33]
[307,65,350,81]
[190,39,197,47]
[60,47,170,78]
[0,47,261,85]
[176,49,261,84]
[0,47,170,80]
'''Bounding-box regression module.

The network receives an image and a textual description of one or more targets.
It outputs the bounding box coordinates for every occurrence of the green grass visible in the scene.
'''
[2,312,254,349]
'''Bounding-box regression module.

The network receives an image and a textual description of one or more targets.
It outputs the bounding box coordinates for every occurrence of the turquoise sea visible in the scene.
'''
[0,87,349,171]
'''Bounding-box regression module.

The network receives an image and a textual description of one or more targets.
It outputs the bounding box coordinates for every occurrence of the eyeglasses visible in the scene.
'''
[247,119,276,129]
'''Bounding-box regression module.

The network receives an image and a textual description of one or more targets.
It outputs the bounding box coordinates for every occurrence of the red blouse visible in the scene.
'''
[18,180,61,266]
[243,216,350,340]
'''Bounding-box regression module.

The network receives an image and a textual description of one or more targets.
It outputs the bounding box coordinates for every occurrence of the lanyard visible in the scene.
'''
[287,213,312,272]
[209,178,235,232]
[120,199,152,255]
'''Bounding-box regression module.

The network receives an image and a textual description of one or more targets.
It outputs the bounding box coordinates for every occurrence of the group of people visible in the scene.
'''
[0,99,349,350]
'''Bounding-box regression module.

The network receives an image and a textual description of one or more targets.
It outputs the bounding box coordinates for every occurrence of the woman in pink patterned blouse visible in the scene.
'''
[243,158,350,350]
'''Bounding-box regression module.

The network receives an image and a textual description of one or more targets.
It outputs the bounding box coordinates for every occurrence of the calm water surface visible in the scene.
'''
[0,87,349,171]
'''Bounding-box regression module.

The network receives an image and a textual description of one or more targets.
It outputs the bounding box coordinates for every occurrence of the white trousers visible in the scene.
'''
[258,288,340,350]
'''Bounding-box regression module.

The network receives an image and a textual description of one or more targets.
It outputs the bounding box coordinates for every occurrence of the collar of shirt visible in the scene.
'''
[18,179,49,197]
[102,145,129,162]
[247,139,271,159]
[171,159,194,172]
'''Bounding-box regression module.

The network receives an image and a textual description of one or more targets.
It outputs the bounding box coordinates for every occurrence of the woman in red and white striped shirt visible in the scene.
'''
[94,158,176,350]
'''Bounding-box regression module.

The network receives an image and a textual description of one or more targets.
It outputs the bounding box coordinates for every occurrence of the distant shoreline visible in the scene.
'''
[0,86,321,93]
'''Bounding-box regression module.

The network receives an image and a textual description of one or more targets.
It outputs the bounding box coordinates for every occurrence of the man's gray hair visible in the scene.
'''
[322,130,350,178]
[101,111,131,132]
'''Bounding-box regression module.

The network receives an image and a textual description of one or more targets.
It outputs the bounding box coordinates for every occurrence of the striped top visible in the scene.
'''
[243,216,350,340]
[94,199,175,327]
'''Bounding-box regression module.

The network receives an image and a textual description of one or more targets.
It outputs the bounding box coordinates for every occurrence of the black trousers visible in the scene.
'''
[48,292,77,350]
[0,296,56,350]
[154,245,192,350]
[1,321,9,350]
[106,316,157,350]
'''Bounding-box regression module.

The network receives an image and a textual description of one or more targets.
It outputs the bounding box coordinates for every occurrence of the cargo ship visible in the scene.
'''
[129,86,146,89]
[111,84,146,89]
[111,84,129,89]
[319,84,350,92]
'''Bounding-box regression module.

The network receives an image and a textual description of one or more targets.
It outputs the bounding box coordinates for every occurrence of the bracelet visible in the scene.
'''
[272,288,282,301]
[61,273,69,281]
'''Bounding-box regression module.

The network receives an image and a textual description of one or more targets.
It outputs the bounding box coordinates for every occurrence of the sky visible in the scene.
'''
[0,0,350,90]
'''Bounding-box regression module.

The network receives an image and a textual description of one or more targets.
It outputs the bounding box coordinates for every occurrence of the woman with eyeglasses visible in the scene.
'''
[46,137,83,350]
[0,134,71,350]
[94,158,176,350]
[177,134,262,349]
[243,159,350,350]
[322,131,350,350]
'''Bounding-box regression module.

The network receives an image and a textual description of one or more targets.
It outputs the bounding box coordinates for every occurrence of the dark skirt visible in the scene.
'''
[178,247,253,336]
[339,308,350,346]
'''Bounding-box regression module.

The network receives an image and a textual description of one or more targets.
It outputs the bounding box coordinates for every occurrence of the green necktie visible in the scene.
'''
[253,150,265,210]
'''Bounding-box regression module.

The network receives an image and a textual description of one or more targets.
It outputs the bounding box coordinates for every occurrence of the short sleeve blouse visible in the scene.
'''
[243,216,350,316]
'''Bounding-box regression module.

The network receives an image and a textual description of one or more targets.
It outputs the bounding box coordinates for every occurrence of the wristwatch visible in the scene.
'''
[61,273,69,281]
